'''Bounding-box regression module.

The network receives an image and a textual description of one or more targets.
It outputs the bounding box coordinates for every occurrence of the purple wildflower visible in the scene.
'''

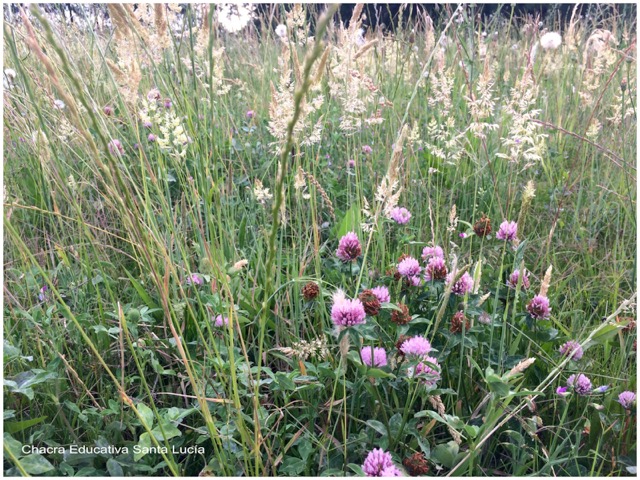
[618,391,636,409]
[38,285,48,302]
[330,290,366,327]
[424,256,447,282]
[527,295,551,319]
[459,232,467,239]
[371,286,390,303]
[362,145,373,155]
[108,139,124,156]
[507,269,530,290]
[559,340,583,360]
[103,105,114,116]
[421,245,444,262]
[214,315,229,327]
[400,336,431,357]
[143,121,153,128]
[556,386,570,397]
[164,98,172,109]
[379,466,403,477]
[362,449,397,477]
[446,271,474,296]
[415,356,441,386]
[347,159,356,168]
[567,374,593,395]
[389,207,411,225]
[246,110,255,119]
[185,273,204,286]
[361,346,388,367]
[397,257,421,278]
[496,220,518,242]
[336,232,362,262]
[148,134,157,142]
[594,385,609,393]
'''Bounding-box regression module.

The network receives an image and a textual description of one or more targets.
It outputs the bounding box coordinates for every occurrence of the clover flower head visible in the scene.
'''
[361,347,388,367]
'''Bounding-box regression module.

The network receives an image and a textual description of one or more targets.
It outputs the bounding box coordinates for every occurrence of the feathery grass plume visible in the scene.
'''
[429,395,462,444]
[313,45,331,86]
[106,4,142,105]
[276,337,329,361]
[505,358,536,378]
[516,180,536,239]
[496,73,548,168]
[268,43,324,153]
[423,13,436,54]
[195,5,210,56]
[363,124,408,233]
[465,63,499,140]
[329,3,389,133]
[539,265,553,297]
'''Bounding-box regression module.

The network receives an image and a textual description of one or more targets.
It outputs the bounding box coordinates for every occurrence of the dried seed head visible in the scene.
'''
[391,303,412,325]
[403,452,430,476]
[450,311,470,334]
[302,281,320,301]
[359,289,381,316]
[473,214,492,237]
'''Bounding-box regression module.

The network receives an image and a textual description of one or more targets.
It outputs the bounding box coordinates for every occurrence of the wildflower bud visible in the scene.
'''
[246,110,255,119]
[450,311,470,334]
[621,79,628,91]
[391,303,411,325]
[359,290,381,316]
[302,281,320,301]
[148,134,157,142]
[103,105,114,116]
[164,98,172,109]
[403,452,430,476]
[473,214,492,237]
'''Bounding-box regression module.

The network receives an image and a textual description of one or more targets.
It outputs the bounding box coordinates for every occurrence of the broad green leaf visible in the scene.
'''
[106,458,124,477]
[5,416,47,434]
[335,204,361,239]
[3,433,23,459]
[137,403,154,429]
[366,419,388,437]
[20,453,55,474]
[431,441,459,469]
[134,433,153,462]
[591,322,626,345]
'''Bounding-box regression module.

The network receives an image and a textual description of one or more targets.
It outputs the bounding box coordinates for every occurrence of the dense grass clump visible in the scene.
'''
[3,3,637,477]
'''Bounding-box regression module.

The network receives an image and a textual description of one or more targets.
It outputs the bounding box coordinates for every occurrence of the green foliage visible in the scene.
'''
[2,3,636,477]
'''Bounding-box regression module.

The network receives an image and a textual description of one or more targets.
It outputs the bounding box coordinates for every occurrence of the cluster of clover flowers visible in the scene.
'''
[331,230,636,476]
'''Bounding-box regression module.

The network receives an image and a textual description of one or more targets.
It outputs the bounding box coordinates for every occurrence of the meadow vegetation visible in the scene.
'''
[2,3,637,476]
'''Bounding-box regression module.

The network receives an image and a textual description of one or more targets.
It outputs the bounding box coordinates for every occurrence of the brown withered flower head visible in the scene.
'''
[301,281,320,301]
[403,452,430,476]
[391,303,412,325]
[616,316,637,334]
[395,334,411,356]
[473,214,492,237]
[359,289,381,316]
[450,311,470,334]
